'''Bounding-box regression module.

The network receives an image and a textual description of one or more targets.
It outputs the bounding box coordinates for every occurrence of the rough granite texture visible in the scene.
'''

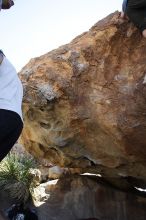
[19,11,146,188]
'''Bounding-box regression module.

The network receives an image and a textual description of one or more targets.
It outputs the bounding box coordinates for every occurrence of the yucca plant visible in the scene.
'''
[0,153,37,204]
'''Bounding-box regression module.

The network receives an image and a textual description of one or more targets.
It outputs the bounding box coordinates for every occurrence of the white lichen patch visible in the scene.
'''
[76,63,88,73]
[37,84,61,100]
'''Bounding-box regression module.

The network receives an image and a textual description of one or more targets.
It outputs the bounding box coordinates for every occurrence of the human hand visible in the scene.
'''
[120,11,129,20]
[120,11,125,19]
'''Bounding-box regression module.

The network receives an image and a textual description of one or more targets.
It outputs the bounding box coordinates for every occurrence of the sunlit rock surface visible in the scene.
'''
[19,11,146,187]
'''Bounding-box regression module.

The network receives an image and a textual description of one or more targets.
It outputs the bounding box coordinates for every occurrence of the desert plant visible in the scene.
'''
[0,153,37,204]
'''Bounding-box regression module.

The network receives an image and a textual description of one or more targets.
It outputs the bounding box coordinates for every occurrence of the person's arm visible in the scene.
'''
[121,0,128,18]
[122,0,128,13]
[0,0,2,10]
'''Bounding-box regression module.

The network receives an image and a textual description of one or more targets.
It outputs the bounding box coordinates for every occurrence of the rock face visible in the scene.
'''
[19,11,146,186]
[35,176,146,220]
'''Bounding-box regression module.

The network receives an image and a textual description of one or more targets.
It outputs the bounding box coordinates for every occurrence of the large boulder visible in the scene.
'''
[19,11,146,185]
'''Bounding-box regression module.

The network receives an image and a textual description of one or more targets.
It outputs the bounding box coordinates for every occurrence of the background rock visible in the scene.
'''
[34,175,146,220]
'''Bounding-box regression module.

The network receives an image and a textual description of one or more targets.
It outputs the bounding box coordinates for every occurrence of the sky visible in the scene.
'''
[0,0,122,72]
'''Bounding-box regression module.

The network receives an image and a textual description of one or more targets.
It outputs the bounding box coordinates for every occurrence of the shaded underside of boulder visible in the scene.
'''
[19,11,146,188]
[35,175,146,220]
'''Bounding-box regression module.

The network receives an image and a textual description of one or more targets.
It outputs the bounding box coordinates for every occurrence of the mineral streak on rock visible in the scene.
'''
[19,11,146,186]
